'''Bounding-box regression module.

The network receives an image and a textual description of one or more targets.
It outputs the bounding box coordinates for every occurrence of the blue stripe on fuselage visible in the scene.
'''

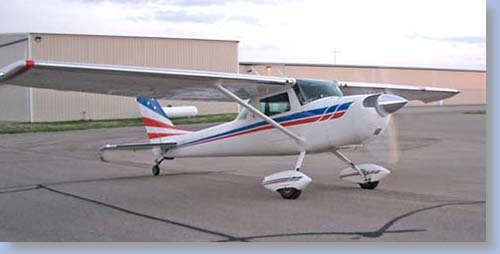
[181,101,352,146]
[338,101,352,111]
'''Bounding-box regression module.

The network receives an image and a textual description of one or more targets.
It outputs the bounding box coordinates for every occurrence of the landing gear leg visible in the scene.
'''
[294,150,306,171]
[331,150,379,189]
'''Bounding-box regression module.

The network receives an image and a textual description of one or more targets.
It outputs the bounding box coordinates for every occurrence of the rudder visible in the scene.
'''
[136,97,192,143]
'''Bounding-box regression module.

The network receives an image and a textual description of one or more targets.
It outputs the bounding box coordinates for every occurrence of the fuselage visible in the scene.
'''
[161,93,390,158]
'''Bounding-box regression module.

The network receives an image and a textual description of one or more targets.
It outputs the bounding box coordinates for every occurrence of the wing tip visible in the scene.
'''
[0,60,36,81]
[26,60,35,69]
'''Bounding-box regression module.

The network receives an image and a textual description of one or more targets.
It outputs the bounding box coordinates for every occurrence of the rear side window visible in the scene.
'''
[259,92,290,116]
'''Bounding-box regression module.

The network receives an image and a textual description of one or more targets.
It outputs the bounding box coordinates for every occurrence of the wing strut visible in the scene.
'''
[213,82,305,146]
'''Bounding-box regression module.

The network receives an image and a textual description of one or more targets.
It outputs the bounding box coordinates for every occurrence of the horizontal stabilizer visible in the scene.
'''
[98,142,177,162]
[99,142,177,152]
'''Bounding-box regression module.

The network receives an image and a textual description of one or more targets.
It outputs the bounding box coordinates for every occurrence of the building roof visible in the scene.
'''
[17,32,240,43]
[240,61,486,73]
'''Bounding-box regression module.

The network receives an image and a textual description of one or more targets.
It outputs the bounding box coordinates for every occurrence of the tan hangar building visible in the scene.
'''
[0,33,486,122]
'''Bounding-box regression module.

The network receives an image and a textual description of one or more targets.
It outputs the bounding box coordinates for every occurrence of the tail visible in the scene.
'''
[136,97,192,143]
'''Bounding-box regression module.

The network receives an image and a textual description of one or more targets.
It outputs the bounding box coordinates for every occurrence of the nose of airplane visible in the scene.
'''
[375,94,408,116]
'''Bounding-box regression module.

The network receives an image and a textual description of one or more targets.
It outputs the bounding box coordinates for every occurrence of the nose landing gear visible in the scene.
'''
[359,181,380,190]
[332,150,390,189]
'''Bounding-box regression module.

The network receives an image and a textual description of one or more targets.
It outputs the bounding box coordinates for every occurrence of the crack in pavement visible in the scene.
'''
[0,181,485,242]
[218,200,485,242]
[0,185,42,194]
[36,184,245,242]
[0,171,225,192]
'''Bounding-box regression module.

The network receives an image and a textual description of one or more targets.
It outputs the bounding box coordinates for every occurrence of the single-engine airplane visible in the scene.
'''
[0,60,459,199]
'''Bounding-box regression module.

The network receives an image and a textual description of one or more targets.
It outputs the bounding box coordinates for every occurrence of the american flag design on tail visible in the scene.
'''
[136,97,192,143]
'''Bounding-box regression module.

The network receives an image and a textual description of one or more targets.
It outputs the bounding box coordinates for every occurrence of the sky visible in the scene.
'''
[0,0,486,70]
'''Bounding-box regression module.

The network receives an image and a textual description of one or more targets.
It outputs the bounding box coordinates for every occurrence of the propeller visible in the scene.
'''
[363,94,406,164]
[364,116,400,164]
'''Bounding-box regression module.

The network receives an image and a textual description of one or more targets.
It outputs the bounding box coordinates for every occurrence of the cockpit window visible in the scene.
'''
[293,79,343,105]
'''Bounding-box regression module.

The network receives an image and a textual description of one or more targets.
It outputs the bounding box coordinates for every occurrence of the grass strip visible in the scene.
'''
[0,113,237,134]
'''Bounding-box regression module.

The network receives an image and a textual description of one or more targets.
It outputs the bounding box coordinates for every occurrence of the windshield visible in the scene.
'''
[293,79,343,105]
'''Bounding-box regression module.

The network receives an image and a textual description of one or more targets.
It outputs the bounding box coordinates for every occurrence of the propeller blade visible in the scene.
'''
[364,115,400,164]
[386,116,400,164]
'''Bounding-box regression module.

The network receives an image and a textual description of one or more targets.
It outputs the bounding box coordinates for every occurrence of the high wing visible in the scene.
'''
[0,60,458,104]
[0,60,295,101]
[338,81,459,103]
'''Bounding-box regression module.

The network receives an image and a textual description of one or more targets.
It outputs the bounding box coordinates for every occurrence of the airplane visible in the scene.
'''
[0,59,459,199]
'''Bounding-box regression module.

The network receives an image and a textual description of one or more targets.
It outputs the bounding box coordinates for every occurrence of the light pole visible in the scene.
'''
[331,49,340,65]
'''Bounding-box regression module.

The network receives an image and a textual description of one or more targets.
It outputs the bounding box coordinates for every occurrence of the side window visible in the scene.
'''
[259,92,290,117]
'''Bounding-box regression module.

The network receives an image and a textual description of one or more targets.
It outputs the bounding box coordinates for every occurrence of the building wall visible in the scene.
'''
[240,64,486,106]
[30,33,239,122]
[0,32,487,123]
[0,34,30,122]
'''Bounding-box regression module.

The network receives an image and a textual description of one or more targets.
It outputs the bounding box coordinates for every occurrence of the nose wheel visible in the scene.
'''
[359,181,379,189]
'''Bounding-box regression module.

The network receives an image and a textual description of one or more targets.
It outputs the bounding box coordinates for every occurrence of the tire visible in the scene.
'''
[359,181,379,190]
[277,188,302,199]
[152,165,160,176]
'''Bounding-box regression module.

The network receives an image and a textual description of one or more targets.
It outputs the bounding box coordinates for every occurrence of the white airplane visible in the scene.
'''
[0,60,459,199]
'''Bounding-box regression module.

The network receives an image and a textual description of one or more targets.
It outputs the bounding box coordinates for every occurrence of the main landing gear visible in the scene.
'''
[278,188,302,199]
[262,151,312,200]
[278,150,307,199]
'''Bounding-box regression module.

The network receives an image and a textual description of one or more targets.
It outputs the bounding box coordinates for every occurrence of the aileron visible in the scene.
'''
[339,81,459,103]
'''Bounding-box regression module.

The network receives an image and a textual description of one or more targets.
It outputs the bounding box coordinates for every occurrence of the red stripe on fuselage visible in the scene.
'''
[282,115,321,127]
[332,112,345,119]
[320,113,334,121]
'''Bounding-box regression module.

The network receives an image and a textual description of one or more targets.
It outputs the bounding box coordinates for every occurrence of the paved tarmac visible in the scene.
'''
[0,105,486,242]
